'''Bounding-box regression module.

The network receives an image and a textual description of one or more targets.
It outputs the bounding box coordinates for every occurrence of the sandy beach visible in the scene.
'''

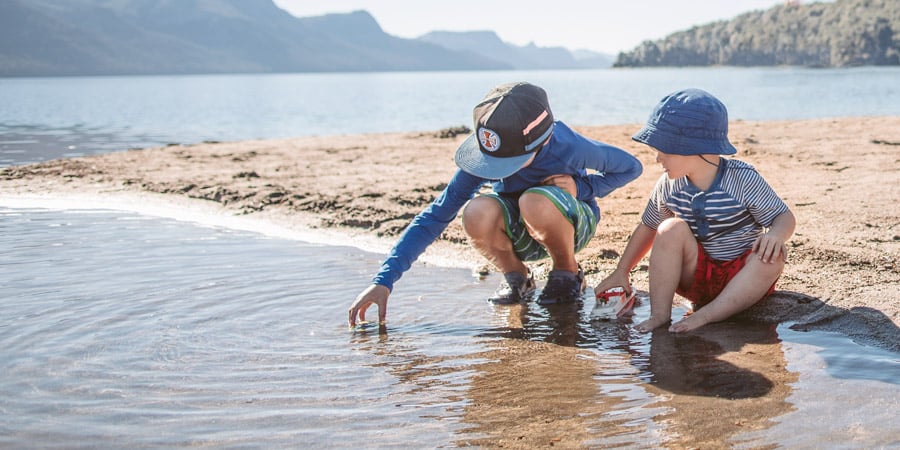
[2,116,898,350]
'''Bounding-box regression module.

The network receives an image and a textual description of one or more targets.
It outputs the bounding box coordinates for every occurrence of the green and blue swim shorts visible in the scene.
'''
[478,185,598,262]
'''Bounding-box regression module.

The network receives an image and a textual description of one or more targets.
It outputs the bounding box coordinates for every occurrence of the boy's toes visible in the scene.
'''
[634,317,668,333]
[669,316,702,333]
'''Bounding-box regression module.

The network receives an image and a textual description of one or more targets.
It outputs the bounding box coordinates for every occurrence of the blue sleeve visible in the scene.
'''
[372,169,484,290]
[573,140,643,201]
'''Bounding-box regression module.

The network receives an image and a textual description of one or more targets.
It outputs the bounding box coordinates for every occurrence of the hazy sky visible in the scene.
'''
[272,0,797,55]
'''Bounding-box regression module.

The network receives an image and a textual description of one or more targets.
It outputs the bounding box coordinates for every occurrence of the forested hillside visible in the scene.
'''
[615,0,899,67]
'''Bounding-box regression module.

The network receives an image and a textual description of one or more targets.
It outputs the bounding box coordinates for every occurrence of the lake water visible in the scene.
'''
[1,205,897,448]
[2,68,899,447]
[2,67,900,167]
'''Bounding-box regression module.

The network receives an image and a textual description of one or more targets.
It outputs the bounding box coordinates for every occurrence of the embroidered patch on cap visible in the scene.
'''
[478,127,500,152]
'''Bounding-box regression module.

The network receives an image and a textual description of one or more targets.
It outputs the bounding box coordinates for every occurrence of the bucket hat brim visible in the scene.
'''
[632,124,737,156]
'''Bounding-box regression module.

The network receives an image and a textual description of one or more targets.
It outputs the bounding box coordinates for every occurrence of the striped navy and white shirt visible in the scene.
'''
[641,159,789,261]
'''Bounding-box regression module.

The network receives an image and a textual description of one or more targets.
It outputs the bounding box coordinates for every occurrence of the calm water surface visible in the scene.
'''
[1,206,897,448]
[2,67,899,167]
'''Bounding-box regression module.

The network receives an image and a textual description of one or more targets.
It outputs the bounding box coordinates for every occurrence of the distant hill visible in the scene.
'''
[615,0,900,67]
[0,0,506,76]
[0,0,610,77]
[417,31,614,69]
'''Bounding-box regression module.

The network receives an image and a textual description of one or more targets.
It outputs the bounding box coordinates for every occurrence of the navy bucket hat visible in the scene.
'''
[632,88,737,156]
[455,82,555,179]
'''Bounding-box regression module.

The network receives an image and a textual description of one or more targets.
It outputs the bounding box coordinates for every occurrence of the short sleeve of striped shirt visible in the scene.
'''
[726,160,789,228]
[641,174,678,230]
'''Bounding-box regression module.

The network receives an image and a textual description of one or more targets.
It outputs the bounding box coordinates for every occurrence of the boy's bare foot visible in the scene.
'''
[634,316,670,333]
[668,313,709,333]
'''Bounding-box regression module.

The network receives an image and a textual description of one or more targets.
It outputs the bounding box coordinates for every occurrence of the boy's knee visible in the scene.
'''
[656,217,692,239]
[652,218,696,255]
[462,197,502,233]
[518,189,550,210]
[463,196,498,218]
[519,194,568,233]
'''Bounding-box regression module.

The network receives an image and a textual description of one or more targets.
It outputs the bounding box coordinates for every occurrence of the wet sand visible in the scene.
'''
[1,117,898,354]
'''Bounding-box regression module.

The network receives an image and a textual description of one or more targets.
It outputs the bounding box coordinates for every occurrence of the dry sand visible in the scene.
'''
[2,117,898,351]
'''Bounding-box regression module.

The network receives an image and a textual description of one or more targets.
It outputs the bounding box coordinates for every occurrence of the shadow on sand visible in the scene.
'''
[740,290,900,353]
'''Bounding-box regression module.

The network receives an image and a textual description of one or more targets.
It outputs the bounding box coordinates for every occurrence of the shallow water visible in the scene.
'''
[1,206,898,448]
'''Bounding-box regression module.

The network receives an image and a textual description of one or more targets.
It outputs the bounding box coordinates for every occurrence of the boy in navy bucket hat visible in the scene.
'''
[594,88,796,333]
[349,82,642,327]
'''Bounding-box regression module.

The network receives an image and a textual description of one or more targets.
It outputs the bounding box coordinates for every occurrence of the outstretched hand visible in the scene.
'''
[348,284,390,328]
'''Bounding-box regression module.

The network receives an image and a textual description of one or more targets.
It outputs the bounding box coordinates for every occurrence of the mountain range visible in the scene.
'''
[5,0,894,76]
[0,0,612,77]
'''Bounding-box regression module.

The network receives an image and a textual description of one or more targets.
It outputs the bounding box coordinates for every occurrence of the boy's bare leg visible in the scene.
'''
[519,192,577,273]
[669,255,783,333]
[462,197,528,275]
[636,218,697,332]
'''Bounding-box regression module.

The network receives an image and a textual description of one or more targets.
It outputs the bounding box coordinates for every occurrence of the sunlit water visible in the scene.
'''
[2,206,897,448]
[2,67,900,167]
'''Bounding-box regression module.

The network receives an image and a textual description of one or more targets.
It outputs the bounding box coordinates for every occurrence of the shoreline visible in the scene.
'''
[2,117,898,351]
[0,190,479,271]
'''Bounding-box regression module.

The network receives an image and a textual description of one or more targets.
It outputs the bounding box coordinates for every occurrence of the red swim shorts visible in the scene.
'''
[675,243,776,308]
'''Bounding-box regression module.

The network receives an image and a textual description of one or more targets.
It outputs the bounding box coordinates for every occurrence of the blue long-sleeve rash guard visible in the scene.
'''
[372,121,643,290]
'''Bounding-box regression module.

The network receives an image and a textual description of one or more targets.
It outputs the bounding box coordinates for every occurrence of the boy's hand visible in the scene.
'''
[541,174,576,197]
[594,269,632,297]
[755,210,795,264]
[752,232,787,264]
[349,284,389,328]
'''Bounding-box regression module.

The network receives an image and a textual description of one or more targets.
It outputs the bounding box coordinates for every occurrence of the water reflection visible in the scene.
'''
[644,325,779,398]
[452,292,798,448]
[639,321,797,448]
[478,300,598,347]
[453,300,616,448]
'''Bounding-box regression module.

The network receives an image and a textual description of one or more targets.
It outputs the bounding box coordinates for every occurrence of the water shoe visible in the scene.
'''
[537,267,586,305]
[488,271,535,304]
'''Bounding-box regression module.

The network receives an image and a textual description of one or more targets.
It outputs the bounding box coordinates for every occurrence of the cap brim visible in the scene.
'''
[454,134,535,179]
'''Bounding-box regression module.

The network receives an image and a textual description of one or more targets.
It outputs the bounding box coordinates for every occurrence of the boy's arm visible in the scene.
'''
[574,143,643,200]
[753,209,796,264]
[372,169,484,290]
[594,223,656,294]
[596,176,670,294]
[350,169,483,327]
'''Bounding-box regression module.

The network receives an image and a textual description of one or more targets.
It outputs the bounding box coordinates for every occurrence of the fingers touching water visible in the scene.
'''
[348,284,389,328]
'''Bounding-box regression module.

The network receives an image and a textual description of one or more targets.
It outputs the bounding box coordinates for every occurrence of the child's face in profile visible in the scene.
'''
[654,150,693,179]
